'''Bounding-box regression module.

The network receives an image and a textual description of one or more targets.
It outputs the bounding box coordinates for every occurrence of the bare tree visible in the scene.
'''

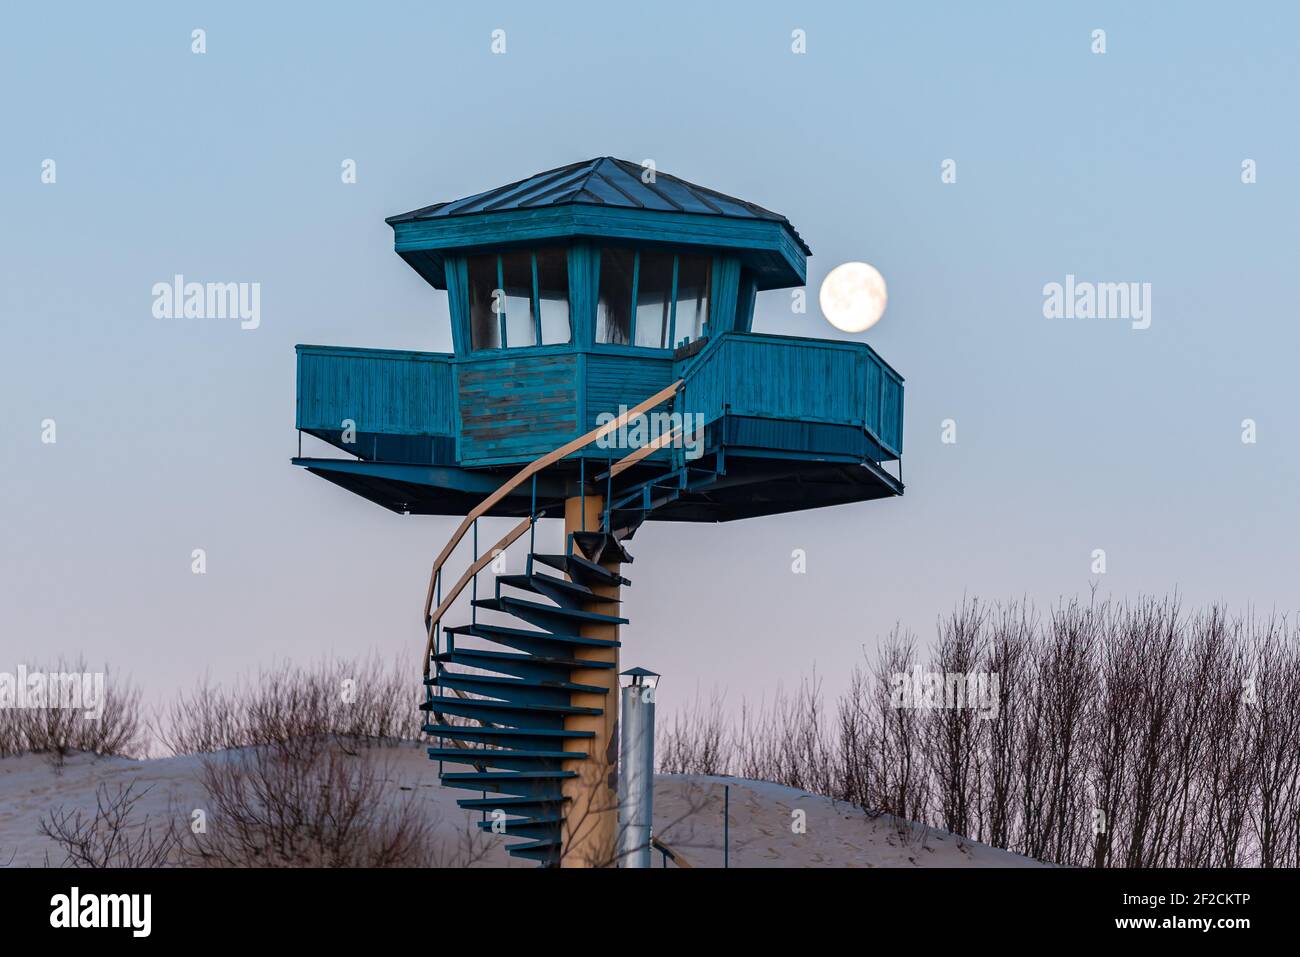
[1,659,144,763]
[648,598,1300,869]
[40,782,180,867]
[186,736,440,868]
[926,599,987,838]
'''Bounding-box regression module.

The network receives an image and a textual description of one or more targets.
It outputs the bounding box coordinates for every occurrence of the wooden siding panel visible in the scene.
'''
[584,354,674,430]
[457,354,579,464]
[296,347,454,435]
[678,333,904,460]
[880,373,904,454]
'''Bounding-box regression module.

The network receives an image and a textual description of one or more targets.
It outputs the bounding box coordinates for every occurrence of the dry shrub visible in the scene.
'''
[155,656,456,867]
[39,781,180,867]
[0,659,144,762]
[659,595,1300,868]
[155,655,420,757]
[186,736,440,868]
[735,677,836,796]
[658,690,728,775]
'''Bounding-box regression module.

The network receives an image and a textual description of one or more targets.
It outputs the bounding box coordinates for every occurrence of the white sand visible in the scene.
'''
[0,748,1043,868]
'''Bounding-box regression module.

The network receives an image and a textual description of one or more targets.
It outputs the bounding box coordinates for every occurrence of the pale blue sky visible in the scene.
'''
[3,2,1298,719]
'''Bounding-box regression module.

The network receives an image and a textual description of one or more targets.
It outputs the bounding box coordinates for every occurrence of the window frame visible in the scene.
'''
[595,246,712,353]
[468,247,572,353]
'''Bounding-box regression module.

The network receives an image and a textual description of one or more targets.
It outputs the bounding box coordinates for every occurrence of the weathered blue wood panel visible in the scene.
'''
[568,243,598,350]
[678,333,904,460]
[879,372,904,455]
[393,205,806,291]
[456,353,580,466]
[584,354,675,430]
[707,256,742,336]
[296,345,455,435]
[443,257,471,354]
[735,271,758,333]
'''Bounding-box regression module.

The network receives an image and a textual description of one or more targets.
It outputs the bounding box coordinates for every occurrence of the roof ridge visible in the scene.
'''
[384,156,812,257]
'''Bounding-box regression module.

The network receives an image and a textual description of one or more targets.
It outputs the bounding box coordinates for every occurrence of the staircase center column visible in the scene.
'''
[560,491,620,867]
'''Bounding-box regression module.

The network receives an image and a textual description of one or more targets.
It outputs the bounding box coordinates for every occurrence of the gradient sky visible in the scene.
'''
[3,1,1298,724]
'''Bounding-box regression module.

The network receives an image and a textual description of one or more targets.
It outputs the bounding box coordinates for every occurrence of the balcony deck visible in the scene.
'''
[293,332,903,521]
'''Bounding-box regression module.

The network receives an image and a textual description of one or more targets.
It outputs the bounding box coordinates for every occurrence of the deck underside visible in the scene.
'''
[293,444,902,523]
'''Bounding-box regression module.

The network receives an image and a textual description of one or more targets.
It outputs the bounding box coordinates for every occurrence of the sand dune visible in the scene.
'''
[0,748,1043,868]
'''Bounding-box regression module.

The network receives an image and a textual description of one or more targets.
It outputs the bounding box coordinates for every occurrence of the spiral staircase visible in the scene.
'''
[419,381,714,865]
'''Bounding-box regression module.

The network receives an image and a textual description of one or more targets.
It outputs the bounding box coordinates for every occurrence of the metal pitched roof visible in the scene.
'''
[386,157,811,255]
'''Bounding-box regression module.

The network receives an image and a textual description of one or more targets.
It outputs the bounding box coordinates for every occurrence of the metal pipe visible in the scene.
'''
[618,673,657,868]
[724,784,730,868]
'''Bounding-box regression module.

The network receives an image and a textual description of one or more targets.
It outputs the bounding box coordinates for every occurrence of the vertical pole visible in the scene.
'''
[618,680,655,868]
[529,474,537,569]
[560,492,619,867]
[724,784,730,868]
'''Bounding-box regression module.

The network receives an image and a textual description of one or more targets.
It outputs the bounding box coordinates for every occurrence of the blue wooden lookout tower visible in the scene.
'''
[293,158,904,866]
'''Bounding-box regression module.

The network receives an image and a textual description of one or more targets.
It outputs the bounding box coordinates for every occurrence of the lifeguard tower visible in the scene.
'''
[293,158,904,866]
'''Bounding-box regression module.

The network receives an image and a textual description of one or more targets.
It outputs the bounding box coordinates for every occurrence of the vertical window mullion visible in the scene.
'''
[593,247,601,345]
[496,256,507,348]
[668,255,679,348]
[531,253,542,346]
[629,251,640,347]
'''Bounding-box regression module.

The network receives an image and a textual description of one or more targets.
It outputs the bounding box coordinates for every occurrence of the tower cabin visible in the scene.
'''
[292,158,904,867]
[294,157,904,520]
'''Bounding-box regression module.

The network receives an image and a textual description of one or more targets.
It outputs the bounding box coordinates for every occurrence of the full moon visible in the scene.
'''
[819,261,888,333]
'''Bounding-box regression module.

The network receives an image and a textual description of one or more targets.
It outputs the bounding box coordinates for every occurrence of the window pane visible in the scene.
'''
[535,247,571,344]
[634,251,674,349]
[596,246,634,345]
[675,255,711,344]
[500,251,536,348]
[467,254,501,350]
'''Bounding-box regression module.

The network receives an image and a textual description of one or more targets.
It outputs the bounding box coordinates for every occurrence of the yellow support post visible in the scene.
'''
[560,491,620,867]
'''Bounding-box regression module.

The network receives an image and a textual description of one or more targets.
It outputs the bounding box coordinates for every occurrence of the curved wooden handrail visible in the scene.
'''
[650,835,692,868]
[422,514,532,674]
[422,378,681,624]
[421,378,683,672]
[609,424,682,480]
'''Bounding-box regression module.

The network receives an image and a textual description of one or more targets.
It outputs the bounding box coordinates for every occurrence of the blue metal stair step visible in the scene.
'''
[428,747,584,762]
[473,811,563,828]
[457,794,568,811]
[444,622,620,655]
[570,530,634,565]
[503,836,561,852]
[475,816,561,837]
[428,747,585,772]
[473,595,627,628]
[429,670,609,695]
[477,821,561,842]
[531,552,630,587]
[442,770,575,782]
[433,649,618,680]
[423,724,596,750]
[440,770,574,796]
[497,571,620,608]
[421,694,602,729]
[506,842,562,863]
[428,672,609,705]
[421,694,602,716]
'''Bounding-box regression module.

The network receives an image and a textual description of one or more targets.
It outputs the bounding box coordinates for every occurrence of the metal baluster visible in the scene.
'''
[529,474,537,568]
[604,454,613,531]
